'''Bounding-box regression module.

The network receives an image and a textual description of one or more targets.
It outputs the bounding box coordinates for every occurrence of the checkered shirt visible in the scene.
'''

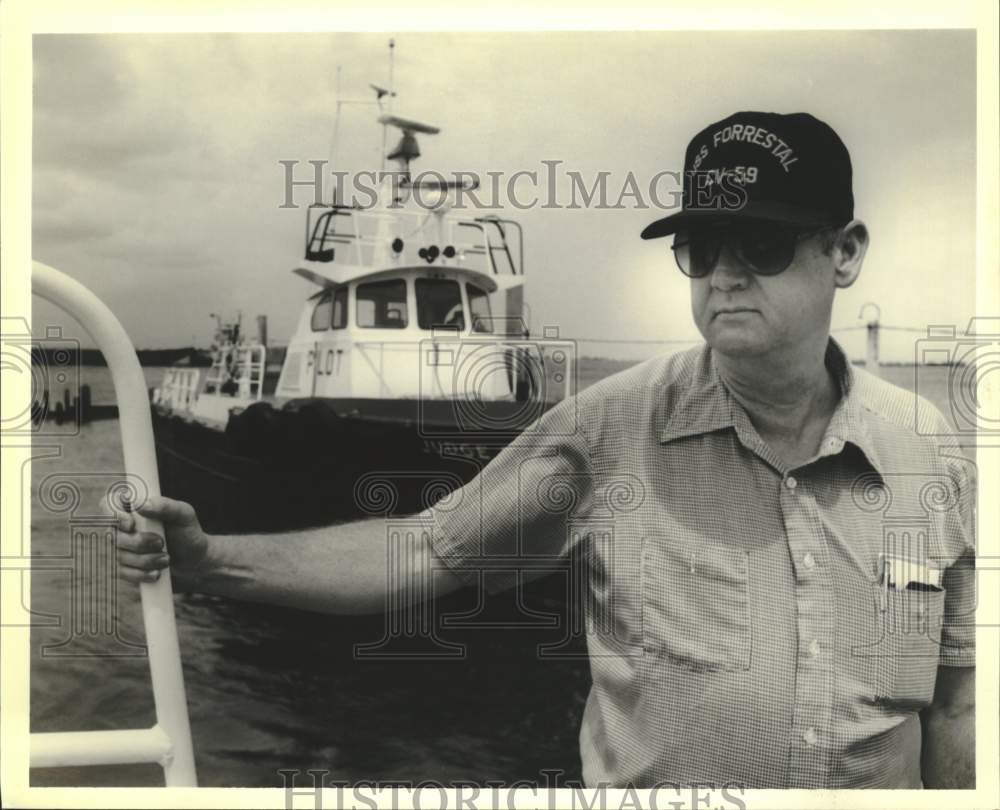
[429,339,976,789]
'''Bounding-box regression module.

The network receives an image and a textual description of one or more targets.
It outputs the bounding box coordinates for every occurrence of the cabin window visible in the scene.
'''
[416,278,464,330]
[311,290,333,331]
[466,284,493,333]
[332,287,348,329]
[357,279,408,328]
[311,287,348,331]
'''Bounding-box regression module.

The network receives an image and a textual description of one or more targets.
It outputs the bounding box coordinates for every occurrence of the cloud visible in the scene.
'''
[32,207,115,244]
[33,35,230,189]
[32,34,237,262]
[33,34,131,112]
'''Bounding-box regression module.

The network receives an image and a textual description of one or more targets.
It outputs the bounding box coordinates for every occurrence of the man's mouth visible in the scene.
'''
[713,307,758,317]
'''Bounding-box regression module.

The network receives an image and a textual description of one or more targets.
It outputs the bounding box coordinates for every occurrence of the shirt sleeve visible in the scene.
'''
[426,393,594,595]
[938,456,976,667]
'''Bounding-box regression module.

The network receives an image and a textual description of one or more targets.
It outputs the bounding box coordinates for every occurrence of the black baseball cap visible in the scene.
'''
[641,111,854,239]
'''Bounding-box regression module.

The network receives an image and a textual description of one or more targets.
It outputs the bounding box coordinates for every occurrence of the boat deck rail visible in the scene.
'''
[30,261,197,786]
[305,205,523,278]
[152,367,202,410]
[203,343,266,400]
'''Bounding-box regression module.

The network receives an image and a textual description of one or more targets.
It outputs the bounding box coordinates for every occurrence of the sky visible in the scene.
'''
[30,30,977,361]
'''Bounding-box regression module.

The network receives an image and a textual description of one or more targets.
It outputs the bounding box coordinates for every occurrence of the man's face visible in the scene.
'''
[687,223,839,358]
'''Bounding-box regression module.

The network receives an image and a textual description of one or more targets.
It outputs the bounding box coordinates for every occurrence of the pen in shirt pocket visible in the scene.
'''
[877,552,943,611]
[877,553,888,612]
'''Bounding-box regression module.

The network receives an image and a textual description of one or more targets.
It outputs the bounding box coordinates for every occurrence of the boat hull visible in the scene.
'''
[151,396,552,534]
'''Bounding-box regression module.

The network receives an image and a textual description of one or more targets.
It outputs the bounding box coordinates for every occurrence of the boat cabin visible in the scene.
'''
[276,204,539,402]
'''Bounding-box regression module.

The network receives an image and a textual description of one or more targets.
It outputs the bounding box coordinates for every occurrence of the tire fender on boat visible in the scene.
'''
[283,400,345,459]
[225,401,282,459]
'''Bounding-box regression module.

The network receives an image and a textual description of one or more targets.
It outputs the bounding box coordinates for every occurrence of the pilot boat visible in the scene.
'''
[150,69,574,535]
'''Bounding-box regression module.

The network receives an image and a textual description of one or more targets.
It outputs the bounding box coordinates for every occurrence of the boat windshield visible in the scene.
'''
[311,287,348,331]
[466,283,493,333]
[357,279,408,328]
[416,278,464,330]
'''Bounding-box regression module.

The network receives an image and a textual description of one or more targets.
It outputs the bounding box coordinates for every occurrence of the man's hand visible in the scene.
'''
[921,665,975,788]
[116,496,209,590]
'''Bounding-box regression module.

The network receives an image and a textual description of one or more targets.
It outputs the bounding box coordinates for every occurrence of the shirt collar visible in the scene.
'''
[659,338,885,475]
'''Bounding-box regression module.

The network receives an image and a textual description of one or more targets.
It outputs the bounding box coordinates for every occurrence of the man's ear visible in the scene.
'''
[832,220,869,289]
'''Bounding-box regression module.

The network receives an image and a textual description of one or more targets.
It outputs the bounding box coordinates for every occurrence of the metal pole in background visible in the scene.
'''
[30,261,197,786]
[859,302,881,378]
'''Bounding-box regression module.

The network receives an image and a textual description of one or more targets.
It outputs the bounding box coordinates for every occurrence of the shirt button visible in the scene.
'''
[804,727,818,746]
[808,639,821,658]
[803,552,816,570]
[785,476,798,490]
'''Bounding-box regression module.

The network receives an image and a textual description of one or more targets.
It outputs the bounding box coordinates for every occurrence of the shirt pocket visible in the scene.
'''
[864,584,946,709]
[640,536,751,671]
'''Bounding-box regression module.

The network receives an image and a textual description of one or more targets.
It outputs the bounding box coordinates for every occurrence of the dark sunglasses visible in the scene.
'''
[671,221,836,278]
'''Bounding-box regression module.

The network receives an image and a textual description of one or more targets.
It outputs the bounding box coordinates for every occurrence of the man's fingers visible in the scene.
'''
[135,495,195,524]
[116,511,136,533]
[117,548,170,571]
[116,530,165,554]
[120,566,162,585]
[114,496,196,589]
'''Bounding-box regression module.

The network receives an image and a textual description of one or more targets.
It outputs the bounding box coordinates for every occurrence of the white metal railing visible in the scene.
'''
[203,343,266,400]
[31,261,198,786]
[308,207,521,277]
[153,367,202,410]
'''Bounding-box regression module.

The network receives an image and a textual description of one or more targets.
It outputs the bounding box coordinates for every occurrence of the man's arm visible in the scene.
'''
[920,665,975,788]
[116,496,465,614]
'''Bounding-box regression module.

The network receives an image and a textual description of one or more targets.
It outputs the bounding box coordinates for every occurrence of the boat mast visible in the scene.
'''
[330,64,343,205]
[380,38,395,173]
[329,39,397,203]
[388,38,395,115]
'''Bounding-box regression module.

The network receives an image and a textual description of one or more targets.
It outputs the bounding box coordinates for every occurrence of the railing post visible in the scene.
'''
[866,321,880,374]
[31,261,197,786]
[859,302,882,379]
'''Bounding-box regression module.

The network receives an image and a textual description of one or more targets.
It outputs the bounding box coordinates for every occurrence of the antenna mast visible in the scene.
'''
[380,38,395,173]
[330,64,343,205]
[388,38,396,115]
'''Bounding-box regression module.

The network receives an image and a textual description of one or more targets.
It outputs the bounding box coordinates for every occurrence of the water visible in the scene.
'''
[29,367,590,787]
[29,362,971,787]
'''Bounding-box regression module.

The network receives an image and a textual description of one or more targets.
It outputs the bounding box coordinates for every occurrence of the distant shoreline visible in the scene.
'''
[32,346,214,368]
[30,346,962,369]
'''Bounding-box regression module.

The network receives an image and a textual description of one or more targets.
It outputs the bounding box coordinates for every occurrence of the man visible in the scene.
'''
[118,112,975,789]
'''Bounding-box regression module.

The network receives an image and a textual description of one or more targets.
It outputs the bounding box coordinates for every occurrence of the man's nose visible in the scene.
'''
[709,243,751,291]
